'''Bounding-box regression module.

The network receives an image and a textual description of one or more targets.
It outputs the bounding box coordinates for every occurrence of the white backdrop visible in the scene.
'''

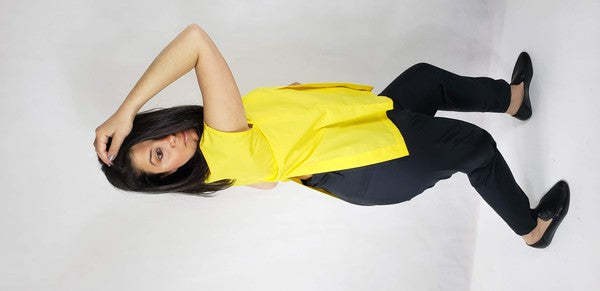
[1,0,598,290]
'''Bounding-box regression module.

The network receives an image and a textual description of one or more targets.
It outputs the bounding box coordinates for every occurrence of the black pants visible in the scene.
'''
[303,63,537,236]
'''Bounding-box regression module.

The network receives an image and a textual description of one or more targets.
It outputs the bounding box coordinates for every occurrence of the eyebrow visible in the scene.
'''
[149,149,157,167]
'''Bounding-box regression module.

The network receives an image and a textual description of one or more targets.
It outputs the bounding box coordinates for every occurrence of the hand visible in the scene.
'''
[94,110,134,166]
[288,82,301,86]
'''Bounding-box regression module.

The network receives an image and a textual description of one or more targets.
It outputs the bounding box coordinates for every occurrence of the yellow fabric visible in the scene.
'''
[199,82,410,188]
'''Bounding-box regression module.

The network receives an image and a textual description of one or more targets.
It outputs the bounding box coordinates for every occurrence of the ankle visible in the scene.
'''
[522,217,553,244]
[506,82,524,115]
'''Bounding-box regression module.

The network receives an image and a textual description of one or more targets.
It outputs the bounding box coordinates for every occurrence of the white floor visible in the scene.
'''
[471,1,600,290]
[0,0,598,290]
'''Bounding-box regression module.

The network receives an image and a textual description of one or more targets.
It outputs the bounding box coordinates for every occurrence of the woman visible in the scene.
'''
[94,24,569,249]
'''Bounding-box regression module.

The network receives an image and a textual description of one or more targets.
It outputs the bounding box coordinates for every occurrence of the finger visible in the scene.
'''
[107,133,125,163]
[94,133,111,165]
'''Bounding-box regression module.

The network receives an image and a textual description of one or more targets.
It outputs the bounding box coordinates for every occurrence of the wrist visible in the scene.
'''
[116,99,141,120]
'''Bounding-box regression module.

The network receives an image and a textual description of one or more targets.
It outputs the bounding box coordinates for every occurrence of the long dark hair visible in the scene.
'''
[98,105,235,196]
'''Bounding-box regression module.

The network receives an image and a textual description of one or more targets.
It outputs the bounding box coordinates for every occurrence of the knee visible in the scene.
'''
[403,62,442,82]
[479,128,497,149]
[407,62,438,75]
[471,127,498,170]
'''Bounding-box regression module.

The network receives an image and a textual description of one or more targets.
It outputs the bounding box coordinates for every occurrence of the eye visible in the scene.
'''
[156,148,163,161]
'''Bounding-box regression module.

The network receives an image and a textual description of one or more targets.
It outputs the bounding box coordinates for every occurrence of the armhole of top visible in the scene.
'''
[203,121,254,136]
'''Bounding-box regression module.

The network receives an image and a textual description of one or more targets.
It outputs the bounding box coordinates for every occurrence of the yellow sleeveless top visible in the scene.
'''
[199,82,410,192]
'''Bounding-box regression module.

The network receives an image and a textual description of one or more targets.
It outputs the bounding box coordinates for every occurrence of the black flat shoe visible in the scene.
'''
[510,52,534,121]
[527,180,570,249]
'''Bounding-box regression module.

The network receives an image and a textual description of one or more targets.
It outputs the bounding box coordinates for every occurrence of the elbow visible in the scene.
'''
[185,23,207,36]
[246,182,279,190]
[262,182,279,190]
[181,24,209,52]
[186,23,201,30]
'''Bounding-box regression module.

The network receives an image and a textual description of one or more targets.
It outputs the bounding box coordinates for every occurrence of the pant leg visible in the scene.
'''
[379,63,512,116]
[381,110,537,236]
[307,110,537,235]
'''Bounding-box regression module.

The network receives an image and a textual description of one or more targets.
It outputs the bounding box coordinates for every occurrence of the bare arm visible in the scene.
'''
[119,23,247,131]
[247,182,278,190]
[192,25,248,132]
[95,24,248,165]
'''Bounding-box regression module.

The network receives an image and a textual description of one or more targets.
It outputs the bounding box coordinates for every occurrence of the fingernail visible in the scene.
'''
[109,155,115,162]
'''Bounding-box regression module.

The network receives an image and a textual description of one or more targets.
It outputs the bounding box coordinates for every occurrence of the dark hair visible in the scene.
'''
[98,105,235,196]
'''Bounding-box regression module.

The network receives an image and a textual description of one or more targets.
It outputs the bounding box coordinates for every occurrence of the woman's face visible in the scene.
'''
[130,129,200,175]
